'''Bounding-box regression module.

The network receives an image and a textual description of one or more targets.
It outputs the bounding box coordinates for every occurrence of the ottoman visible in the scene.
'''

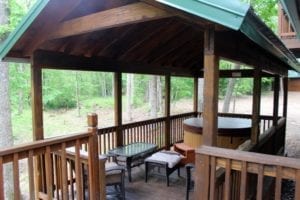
[145,151,182,186]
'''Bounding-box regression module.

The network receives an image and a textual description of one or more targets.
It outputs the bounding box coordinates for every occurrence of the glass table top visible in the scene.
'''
[108,142,157,157]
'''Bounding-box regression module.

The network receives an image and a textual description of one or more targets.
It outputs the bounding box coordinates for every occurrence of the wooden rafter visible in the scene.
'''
[23,0,82,56]
[48,2,172,40]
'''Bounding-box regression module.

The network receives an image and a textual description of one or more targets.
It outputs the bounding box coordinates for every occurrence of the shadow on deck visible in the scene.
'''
[108,166,192,200]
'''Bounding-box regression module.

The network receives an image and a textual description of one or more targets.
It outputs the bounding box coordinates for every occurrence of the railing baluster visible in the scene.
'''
[13,153,20,200]
[28,150,35,200]
[275,166,282,200]
[0,157,3,200]
[224,158,231,200]
[75,140,83,200]
[209,156,216,200]
[61,143,68,199]
[240,161,247,200]
[295,169,300,200]
[45,146,53,199]
[256,164,264,200]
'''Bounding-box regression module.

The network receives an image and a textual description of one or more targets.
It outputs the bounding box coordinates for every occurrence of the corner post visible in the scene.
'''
[87,113,102,200]
[114,72,123,146]
[283,77,288,118]
[202,26,219,146]
[165,75,171,150]
[251,67,261,144]
[273,75,280,126]
[31,53,45,195]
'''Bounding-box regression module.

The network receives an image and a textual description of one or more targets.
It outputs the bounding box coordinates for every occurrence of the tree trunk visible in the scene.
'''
[198,78,204,112]
[0,0,14,198]
[149,76,158,118]
[17,64,25,115]
[222,64,240,113]
[157,77,163,113]
[75,72,81,116]
[126,74,134,121]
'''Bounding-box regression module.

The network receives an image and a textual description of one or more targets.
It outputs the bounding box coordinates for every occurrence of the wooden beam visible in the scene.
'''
[23,0,82,56]
[251,68,261,144]
[202,26,219,146]
[49,2,172,40]
[114,72,123,146]
[273,76,280,126]
[219,69,274,78]
[32,50,195,77]
[283,77,288,118]
[165,75,171,150]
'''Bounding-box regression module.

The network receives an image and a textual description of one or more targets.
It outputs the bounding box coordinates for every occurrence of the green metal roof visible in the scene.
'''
[280,0,300,39]
[158,0,300,72]
[0,0,49,60]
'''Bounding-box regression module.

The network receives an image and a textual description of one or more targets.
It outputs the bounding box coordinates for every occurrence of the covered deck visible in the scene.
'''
[1,0,300,199]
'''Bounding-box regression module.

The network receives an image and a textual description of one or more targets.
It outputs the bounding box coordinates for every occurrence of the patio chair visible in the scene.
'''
[65,148,126,199]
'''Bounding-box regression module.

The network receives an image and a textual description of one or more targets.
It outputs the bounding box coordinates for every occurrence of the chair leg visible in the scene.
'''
[145,162,148,183]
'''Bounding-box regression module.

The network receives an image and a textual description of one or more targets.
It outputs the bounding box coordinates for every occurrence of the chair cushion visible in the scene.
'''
[145,151,182,168]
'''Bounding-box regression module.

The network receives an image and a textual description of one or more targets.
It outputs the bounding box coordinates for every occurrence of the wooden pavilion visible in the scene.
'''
[1,0,300,199]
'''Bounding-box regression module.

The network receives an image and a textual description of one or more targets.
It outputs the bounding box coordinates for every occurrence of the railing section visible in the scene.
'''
[0,131,105,200]
[97,112,197,153]
[196,145,300,200]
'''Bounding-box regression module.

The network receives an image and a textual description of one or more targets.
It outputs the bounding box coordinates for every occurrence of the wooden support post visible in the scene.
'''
[203,26,219,146]
[195,153,210,200]
[87,113,102,200]
[283,77,288,118]
[251,68,261,144]
[31,58,45,195]
[114,72,123,146]
[194,77,199,114]
[273,76,280,126]
[165,75,171,150]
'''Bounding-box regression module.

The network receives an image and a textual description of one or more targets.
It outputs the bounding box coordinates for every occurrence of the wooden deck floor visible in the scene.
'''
[107,165,194,200]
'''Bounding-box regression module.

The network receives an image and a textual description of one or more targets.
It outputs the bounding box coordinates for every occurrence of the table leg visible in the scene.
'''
[127,157,132,182]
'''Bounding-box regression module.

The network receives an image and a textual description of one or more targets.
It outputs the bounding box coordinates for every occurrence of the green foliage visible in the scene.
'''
[171,77,193,101]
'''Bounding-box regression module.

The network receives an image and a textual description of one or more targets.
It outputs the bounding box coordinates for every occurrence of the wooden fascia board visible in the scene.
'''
[48,2,173,40]
[219,70,274,78]
[23,0,82,56]
[32,50,195,77]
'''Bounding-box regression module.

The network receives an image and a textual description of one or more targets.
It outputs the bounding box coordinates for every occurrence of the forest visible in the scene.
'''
[0,0,278,143]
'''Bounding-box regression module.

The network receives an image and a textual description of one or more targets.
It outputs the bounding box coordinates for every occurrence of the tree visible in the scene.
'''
[0,0,14,198]
[149,76,158,118]
[222,64,240,113]
[126,74,134,121]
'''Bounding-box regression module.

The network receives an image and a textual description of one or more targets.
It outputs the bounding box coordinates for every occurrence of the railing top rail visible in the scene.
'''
[0,131,90,157]
[197,145,300,169]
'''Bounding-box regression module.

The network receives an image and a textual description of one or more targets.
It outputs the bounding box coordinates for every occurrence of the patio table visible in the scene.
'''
[108,142,157,182]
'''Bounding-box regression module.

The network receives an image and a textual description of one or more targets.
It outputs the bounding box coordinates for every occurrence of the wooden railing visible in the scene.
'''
[196,145,300,200]
[0,113,105,200]
[97,112,197,154]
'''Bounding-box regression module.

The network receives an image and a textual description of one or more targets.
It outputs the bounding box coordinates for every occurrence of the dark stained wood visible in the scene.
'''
[220,69,274,78]
[114,73,123,146]
[275,166,282,200]
[49,2,172,40]
[33,50,195,77]
[273,76,280,126]
[28,150,35,200]
[203,26,218,146]
[44,146,53,200]
[24,0,82,56]
[165,75,171,150]
[283,77,288,118]
[251,68,261,144]
[295,170,300,200]
[13,153,20,200]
